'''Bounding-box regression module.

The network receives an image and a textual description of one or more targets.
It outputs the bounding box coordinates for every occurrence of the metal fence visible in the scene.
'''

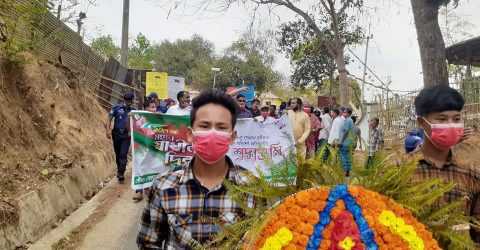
[369,80,480,146]
[1,0,139,110]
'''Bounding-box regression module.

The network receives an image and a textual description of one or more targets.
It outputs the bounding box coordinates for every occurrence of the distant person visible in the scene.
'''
[106,92,135,183]
[255,105,275,123]
[279,101,287,116]
[328,108,344,147]
[236,94,252,118]
[319,107,332,147]
[166,91,191,116]
[269,105,278,118]
[306,106,322,158]
[250,98,261,117]
[137,90,254,249]
[351,116,362,150]
[319,107,333,161]
[339,107,354,176]
[366,117,384,168]
[404,130,423,154]
[287,98,311,160]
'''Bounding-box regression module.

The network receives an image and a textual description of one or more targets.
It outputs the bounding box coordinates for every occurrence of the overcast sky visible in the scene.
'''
[76,0,480,99]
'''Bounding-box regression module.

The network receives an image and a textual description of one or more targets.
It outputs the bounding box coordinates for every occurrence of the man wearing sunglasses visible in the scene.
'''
[236,94,252,118]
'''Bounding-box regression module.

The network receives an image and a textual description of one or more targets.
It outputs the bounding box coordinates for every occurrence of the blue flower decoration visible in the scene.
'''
[306,185,378,249]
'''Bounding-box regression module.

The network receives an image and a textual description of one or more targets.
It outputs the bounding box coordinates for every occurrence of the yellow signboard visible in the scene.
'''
[146,72,168,99]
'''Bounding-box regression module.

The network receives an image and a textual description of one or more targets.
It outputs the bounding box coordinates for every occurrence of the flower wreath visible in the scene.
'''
[248,185,441,250]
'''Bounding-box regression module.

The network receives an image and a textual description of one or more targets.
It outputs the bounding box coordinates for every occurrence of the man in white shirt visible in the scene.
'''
[166,91,191,116]
[318,107,332,145]
[255,105,275,123]
[327,108,345,146]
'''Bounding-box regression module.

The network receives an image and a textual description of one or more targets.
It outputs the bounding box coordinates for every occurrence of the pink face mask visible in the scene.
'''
[192,129,232,164]
[424,119,464,150]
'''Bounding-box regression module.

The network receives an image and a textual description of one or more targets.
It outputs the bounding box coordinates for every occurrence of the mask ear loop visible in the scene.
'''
[418,117,437,148]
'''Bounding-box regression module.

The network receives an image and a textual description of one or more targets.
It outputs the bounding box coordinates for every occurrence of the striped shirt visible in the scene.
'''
[368,127,384,156]
[413,155,480,240]
[137,156,255,249]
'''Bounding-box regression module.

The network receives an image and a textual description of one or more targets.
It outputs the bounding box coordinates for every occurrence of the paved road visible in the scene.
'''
[29,172,145,250]
[77,185,144,250]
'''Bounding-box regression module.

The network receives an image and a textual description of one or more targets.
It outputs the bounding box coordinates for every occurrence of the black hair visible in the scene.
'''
[280,102,287,110]
[191,89,239,128]
[414,85,464,116]
[323,107,330,114]
[253,98,260,104]
[288,97,303,111]
[270,105,277,110]
[371,117,379,124]
[296,98,303,108]
[332,109,340,116]
[260,106,270,112]
[144,98,157,110]
[345,107,353,115]
[237,94,246,100]
[310,106,314,113]
[177,91,188,101]
[351,115,357,123]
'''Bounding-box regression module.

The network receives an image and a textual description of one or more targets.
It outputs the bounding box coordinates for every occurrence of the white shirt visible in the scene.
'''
[166,105,191,116]
[328,116,345,144]
[318,113,332,140]
[255,116,276,124]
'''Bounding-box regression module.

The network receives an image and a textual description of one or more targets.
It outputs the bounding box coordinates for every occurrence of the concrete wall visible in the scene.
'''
[0,156,114,250]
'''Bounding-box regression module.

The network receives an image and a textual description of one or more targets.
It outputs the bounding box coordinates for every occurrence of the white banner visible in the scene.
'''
[227,115,297,180]
[168,76,185,99]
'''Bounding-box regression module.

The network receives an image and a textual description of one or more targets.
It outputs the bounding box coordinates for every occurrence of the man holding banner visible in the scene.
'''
[137,90,255,249]
[166,91,191,115]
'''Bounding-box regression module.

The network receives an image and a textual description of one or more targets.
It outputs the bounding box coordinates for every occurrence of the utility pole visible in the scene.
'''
[57,0,63,19]
[120,0,130,67]
[361,24,372,104]
[212,68,221,88]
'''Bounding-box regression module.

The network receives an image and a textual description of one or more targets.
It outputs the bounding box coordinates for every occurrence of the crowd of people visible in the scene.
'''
[104,85,480,249]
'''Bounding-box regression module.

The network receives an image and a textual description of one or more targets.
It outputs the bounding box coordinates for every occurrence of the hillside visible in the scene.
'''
[0,54,114,219]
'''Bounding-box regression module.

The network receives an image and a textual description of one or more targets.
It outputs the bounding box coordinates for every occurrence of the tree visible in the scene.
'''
[152,35,216,89]
[90,35,120,59]
[128,33,155,69]
[216,0,364,105]
[409,0,460,87]
[278,20,339,91]
[218,31,281,92]
[158,0,364,104]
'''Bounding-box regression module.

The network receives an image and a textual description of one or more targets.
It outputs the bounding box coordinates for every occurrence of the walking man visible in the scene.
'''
[339,108,354,176]
[366,117,384,168]
[106,92,135,183]
[287,98,311,160]
[137,90,255,249]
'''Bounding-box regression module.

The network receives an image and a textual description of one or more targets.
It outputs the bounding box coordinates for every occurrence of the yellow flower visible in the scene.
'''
[260,227,294,250]
[338,236,355,250]
[378,210,425,250]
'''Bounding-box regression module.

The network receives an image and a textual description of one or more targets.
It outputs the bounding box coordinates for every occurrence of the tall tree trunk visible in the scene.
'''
[334,47,348,106]
[410,0,449,87]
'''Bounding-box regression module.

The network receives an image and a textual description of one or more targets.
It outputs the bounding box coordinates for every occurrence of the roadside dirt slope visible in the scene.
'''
[0,54,114,213]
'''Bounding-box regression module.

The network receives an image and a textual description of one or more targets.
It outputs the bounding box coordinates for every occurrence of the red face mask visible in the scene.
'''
[424,119,464,150]
[192,130,231,164]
